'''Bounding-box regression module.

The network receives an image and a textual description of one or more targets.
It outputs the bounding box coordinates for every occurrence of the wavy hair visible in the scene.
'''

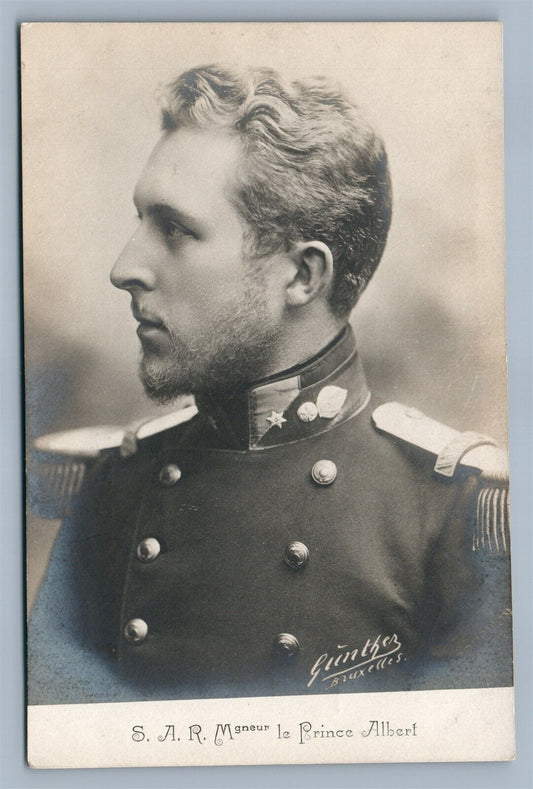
[162,65,392,317]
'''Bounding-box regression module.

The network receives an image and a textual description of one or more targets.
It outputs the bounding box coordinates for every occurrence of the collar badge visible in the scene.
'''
[297,402,319,423]
[266,410,287,429]
[316,386,348,419]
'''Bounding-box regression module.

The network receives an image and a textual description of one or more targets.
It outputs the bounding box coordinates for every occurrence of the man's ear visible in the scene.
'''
[285,241,334,307]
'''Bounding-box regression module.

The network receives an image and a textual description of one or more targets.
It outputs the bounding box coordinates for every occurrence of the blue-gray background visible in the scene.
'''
[2,2,532,788]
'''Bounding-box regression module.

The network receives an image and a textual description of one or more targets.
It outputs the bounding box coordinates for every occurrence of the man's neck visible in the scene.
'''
[256,315,348,383]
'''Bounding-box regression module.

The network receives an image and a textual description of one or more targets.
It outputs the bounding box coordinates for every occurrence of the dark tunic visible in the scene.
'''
[28,327,512,704]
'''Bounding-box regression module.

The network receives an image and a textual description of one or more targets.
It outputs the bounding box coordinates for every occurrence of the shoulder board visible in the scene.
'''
[372,402,510,555]
[34,424,126,460]
[372,402,508,483]
[30,405,198,519]
[119,405,199,458]
[33,404,198,460]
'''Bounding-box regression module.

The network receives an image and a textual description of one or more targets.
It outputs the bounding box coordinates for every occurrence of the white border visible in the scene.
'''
[28,687,515,769]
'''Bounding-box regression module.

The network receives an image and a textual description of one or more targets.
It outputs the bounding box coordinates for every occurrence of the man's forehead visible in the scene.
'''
[134,126,243,211]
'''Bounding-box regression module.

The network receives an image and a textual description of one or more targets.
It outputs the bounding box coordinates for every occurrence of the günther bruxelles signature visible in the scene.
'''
[308,634,404,689]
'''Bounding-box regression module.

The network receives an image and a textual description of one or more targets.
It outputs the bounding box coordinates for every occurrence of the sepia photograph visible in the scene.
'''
[22,21,514,767]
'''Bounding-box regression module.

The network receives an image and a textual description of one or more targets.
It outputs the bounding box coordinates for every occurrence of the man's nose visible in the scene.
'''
[110,234,157,292]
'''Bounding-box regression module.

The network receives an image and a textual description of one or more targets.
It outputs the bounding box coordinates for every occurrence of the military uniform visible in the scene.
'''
[27,326,512,704]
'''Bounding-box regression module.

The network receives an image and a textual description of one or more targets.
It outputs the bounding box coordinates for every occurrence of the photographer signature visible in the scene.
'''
[307,634,404,689]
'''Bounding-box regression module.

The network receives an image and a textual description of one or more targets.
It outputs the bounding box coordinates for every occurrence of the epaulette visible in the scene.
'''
[29,405,198,520]
[372,402,510,555]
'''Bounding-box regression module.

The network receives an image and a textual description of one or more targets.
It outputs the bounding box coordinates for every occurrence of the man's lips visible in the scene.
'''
[131,308,168,342]
[136,322,168,344]
[137,318,164,329]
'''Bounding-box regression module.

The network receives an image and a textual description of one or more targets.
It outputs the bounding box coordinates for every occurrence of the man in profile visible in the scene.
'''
[28,64,512,703]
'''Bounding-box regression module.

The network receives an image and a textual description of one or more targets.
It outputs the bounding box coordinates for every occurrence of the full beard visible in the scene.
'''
[139,292,282,402]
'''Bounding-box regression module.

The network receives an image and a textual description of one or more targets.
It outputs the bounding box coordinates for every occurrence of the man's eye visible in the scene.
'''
[163,220,189,243]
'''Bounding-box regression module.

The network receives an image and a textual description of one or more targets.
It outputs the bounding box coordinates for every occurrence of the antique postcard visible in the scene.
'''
[22,22,514,768]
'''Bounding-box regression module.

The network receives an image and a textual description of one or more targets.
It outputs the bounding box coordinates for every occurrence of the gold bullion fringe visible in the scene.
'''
[473,486,510,554]
[32,461,86,519]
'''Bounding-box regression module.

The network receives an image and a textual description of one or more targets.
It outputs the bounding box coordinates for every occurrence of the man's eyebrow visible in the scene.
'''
[133,196,202,232]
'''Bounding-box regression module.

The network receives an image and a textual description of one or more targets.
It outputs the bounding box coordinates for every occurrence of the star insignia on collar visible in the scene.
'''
[266,410,287,429]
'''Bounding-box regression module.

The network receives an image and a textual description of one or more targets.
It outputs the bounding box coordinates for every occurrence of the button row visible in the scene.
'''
[135,538,310,568]
[124,618,300,658]
[158,459,337,487]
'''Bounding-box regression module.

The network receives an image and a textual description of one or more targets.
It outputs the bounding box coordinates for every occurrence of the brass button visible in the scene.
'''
[136,537,161,563]
[284,541,309,569]
[159,463,182,486]
[124,618,148,644]
[311,459,337,485]
[297,402,318,423]
[274,633,300,657]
